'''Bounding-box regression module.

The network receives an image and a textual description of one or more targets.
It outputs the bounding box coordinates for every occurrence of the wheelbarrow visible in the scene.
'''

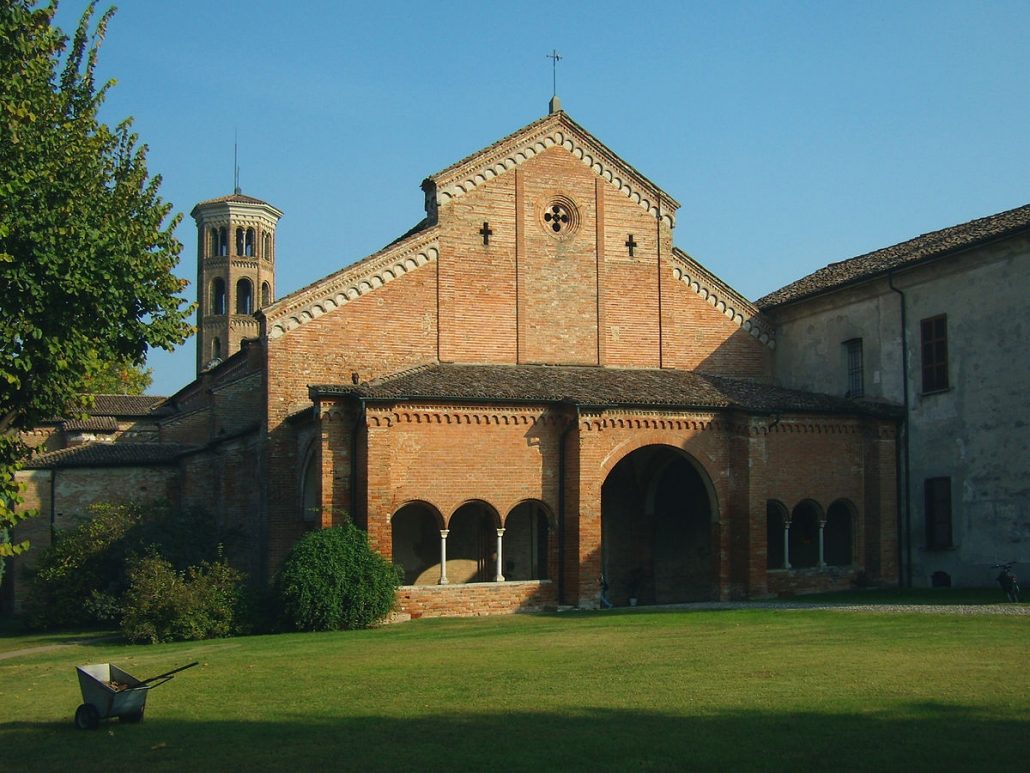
[74,661,198,729]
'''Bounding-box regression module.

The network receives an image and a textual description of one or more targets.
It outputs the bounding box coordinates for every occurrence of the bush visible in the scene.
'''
[23,501,242,630]
[22,502,142,629]
[121,554,245,644]
[277,525,398,631]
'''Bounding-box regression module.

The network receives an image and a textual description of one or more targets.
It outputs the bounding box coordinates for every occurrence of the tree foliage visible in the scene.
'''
[79,353,153,395]
[0,1,193,559]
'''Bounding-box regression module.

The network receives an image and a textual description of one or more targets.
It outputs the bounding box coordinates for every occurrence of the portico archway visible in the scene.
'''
[601,444,715,606]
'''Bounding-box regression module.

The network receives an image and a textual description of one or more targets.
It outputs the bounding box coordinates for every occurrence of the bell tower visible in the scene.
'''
[190,191,284,373]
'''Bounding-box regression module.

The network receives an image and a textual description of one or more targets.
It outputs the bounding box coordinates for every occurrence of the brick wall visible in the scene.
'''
[5,466,178,614]
[396,580,556,618]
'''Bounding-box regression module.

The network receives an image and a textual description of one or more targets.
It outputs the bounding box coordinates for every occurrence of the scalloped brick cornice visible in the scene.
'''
[670,248,776,348]
[264,229,440,339]
[425,112,679,229]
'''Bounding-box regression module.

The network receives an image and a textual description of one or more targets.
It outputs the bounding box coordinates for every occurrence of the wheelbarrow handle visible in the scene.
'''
[138,661,199,687]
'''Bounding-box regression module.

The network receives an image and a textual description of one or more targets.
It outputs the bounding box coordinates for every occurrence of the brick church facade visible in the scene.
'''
[6,108,900,616]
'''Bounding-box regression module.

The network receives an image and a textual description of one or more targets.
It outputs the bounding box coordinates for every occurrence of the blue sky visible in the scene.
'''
[52,0,1030,396]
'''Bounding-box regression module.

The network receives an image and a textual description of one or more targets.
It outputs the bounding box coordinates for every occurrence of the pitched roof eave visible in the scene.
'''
[670,248,776,348]
[758,201,1030,310]
[424,111,680,228]
[309,363,901,419]
[261,223,441,340]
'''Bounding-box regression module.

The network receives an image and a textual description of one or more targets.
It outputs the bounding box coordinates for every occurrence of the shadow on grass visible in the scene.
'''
[3,703,1026,772]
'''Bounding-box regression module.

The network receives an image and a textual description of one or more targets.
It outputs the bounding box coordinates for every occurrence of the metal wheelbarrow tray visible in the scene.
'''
[74,661,197,729]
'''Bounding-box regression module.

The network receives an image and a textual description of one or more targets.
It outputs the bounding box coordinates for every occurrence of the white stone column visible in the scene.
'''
[783,521,792,570]
[495,528,506,582]
[438,529,450,585]
[818,520,827,568]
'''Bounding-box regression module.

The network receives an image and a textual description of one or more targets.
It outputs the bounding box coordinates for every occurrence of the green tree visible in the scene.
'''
[0,1,193,563]
[80,353,153,395]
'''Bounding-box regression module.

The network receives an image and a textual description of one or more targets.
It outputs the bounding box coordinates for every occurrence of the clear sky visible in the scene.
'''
[51,0,1030,396]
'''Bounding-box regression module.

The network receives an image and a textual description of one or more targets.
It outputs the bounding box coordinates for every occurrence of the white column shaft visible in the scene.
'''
[439,529,450,585]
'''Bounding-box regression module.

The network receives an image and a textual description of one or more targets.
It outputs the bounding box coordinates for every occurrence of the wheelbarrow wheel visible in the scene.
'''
[120,710,144,724]
[75,703,100,730]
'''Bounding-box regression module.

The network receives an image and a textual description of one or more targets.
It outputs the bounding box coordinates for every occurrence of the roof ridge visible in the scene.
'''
[424,111,679,228]
[759,201,1030,309]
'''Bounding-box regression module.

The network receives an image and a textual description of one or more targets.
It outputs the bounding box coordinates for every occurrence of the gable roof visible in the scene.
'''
[87,394,168,417]
[758,202,1030,309]
[24,442,197,470]
[671,248,776,347]
[311,363,899,418]
[423,111,680,228]
[261,222,440,339]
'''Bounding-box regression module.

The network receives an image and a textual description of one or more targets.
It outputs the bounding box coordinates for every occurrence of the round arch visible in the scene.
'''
[299,441,319,527]
[503,499,553,581]
[391,501,445,585]
[601,444,716,605]
[446,500,501,583]
[598,438,720,521]
[825,499,857,566]
[789,499,824,568]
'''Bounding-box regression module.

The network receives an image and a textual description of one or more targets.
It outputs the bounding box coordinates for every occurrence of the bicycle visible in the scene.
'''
[992,562,1021,602]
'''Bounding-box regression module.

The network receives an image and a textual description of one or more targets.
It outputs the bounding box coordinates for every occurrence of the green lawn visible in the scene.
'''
[1,606,1027,772]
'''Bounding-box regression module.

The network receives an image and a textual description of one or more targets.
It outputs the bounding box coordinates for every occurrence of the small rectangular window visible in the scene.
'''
[844,338,863,397]
[924,477,953,550]
[920,315,948,393]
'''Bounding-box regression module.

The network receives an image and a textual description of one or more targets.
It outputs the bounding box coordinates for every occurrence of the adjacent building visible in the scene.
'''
[759,204,1030,588]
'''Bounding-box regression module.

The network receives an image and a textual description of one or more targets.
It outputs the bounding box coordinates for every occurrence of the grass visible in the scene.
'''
[1,603,1028,772]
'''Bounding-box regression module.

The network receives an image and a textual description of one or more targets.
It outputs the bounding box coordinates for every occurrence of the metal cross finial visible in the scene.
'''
[547,49,562,97]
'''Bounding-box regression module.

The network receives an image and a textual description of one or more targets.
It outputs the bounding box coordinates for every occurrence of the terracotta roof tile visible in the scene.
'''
[62,416,119,432]
[758,202,1030,309]
[87,395,167,416]
[24,442,197,470]
[192,192,273,207]
[312,364,899,417]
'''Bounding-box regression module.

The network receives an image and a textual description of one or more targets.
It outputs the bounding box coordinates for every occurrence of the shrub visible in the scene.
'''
[121,554,245,644]
[23,502,142,629]
[277,525,397,631]
[23,501,242,630]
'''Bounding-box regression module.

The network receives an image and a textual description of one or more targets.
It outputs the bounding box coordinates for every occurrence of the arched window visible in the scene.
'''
[261,281,271,307]
[235,227,244,256]
[789,500,822,568]
[209,227,219,257]
[300,446,319,525]
[262,232,271,259]
[235,278,253,314]
[825,500,855,566]
[766,500,788,569]
[211,277,226,315]
[245,228,255,257]
[218,227,228,256]
[504,501,551,580]
[447,501,501,583]
[391,502,444,585]
[211,337,221,360]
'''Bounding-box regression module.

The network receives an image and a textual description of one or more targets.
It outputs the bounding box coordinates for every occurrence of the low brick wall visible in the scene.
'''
[766,567,857,597]
[396,580,556,619]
